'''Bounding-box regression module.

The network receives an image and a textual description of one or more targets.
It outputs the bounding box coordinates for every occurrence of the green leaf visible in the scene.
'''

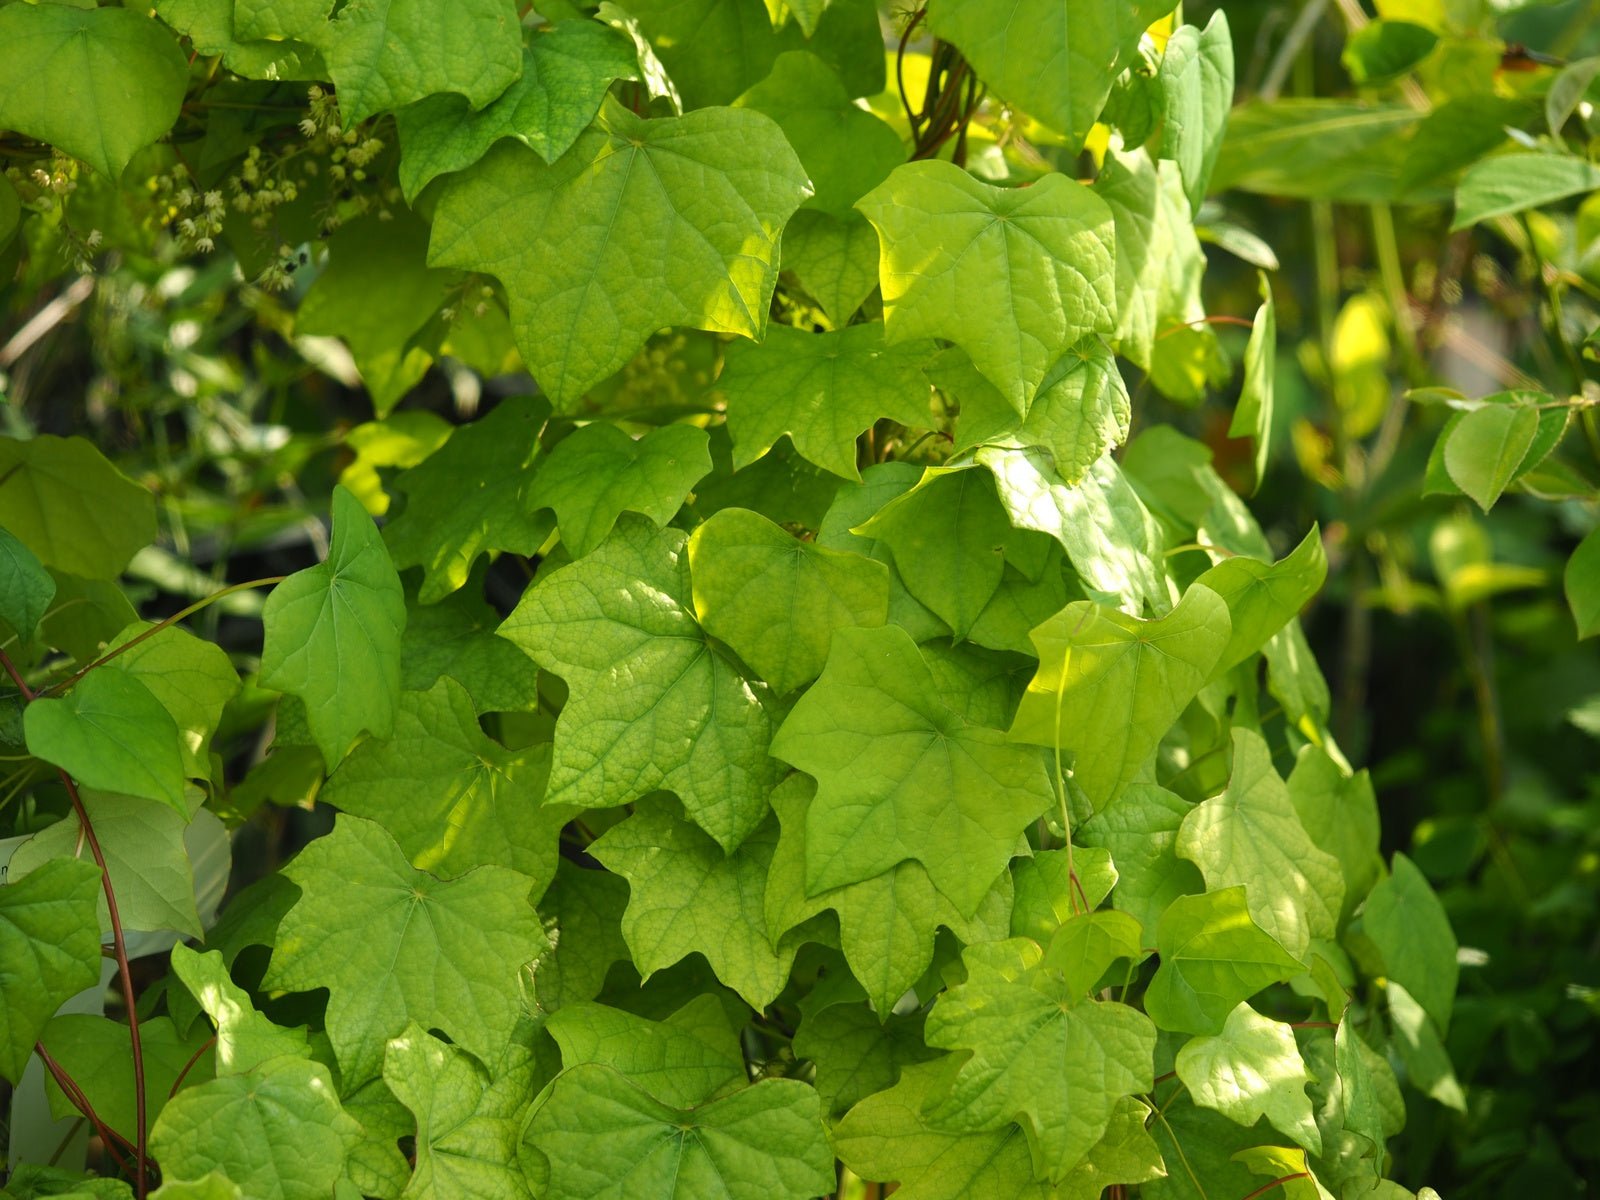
[923,939,1157,1181]
[25,670,187,814]
[383,1025,530,1200]
[924,0,1166,146]
[430,101,810,403]
[168,945,309,1075]
[0,526,53,641]
[399,572,543,713]
[260,486,406,767]
[1287,746,1380,922]
[262,814,549,1084]
[1385,981,1465,1112]
[1195,526,1326,676]
[1335,1018,1389,1154]
[533,860,631,1012]
[857,161,1116,409]
[383,398,552,601]
[501,519,777,850]
[0,5,187,179]
[720,322,933,481]
[152,0,324,81]
[1009,584,1230,812]
[1175,1002,1321,1154]
[149,1055,361,1200]
[0,172,19,252]
[315,0,522,123]
[1360,853,1458,1033]
[688,507,888,694]
[0,857,102,1083]
[1564,525,1600,638]
[1231,1146,1337,1200]
[234,0,328,42]
[1177,729,1343,960]
[1452,152,1600,230]
[1212,101,1421,203]
[149,1174,242,1199]
[589,798,798,1009]
[734,51,903,215]
[1143,886,1303,1036]
[321,678,569,889]
[1228,271,1277,493]
[340,411,453,517]
[530,422,710,559]
[792,1000,935,1116]
[977,446,1169,612]
[1080,783,1204,937]
[854,466,1017,638]
[101,622,240,778]
[395,19,641,202]
[1157,11,1234,210]
[1547,55,1600,135]
[1442,401,1540,511]
[1010,846,1118,944]
[40,1014,214,1150]
[780,209,881,326]
[1342,20,1438,85]
[0,435,156,579]
[765,775,1013,1014]
[772,624,1053,915]
[294,213,455,416]
[619,0,780,108]
[1093,148,1219,394]
[10,790,212,938]
[546,995,744,1107]
[524,1064,835,1200]
[1043,909,1146,998]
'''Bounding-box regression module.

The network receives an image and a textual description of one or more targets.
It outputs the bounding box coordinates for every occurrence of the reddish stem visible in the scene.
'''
[35,1041,134,1169]
[168,1034,217,1098]
[1238,1173,1311,1200]
[1155,314,1257,340]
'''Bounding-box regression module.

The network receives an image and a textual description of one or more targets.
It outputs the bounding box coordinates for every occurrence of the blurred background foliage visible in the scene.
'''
[2,0,1599,1193]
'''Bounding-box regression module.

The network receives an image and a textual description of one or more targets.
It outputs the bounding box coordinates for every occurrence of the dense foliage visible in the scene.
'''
[0,0,1597,1198]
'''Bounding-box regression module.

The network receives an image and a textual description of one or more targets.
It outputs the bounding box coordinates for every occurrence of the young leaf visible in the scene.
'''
[923,939,1157,1181]
[1157,11,1235,211]
[1359,853,1458,1034]
[315,0,522,123]
[1287,746,1381,923]
[1009,584,1230,812]
[854,467,1013,638]
[100,622,240,778]
[1452,152,1600,230]
[320,678,570,889]
[430,100,810,403]
[25,670,187,813]
[733,51,904,216]
[500,519,779,851]
[1079,783,1203,938]
[260,486,406,767]
[383,1025,530,1200]
[857,161,1116,409]
[394,19,642,202]
[0,857,103,1083]
[765,775,1014,1015]
[924,0,1167,147]
[1195,525,1326,676]
[0,435,156,579]
[383,397,552,601]
[771,624,1054,915]
[169,945,311,1075]
[262,814,549,1084]
[149,1055,361,1200]
[1565,525,1600,639]
[780,209,881,326]
[589,799,798,1010]
[1143,887,1303,1035]
[524,1064,835,1200]
[529,422,711,559]
[1175,1002,1322,1154]
[1442,402,1540,511]
[719,322,933,481]
[0,5,187,180]
[545,995,744,1108]
[688,507,889,694]
[1229,271,1278,492]
[0,527,54,642]
[1177,728,1344,961]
